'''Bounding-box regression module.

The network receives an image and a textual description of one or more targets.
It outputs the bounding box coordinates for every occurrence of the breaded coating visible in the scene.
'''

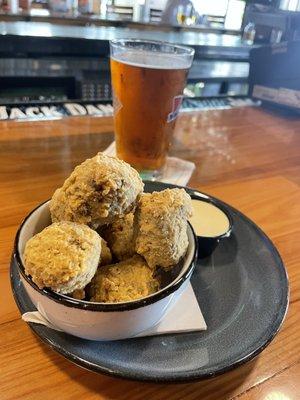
[102,213,135,261]
[89,255,160,303]
[24,222,101,293]
[69,239,111,300]
[135,189,192,269]
[70,288,85,300]
[100,238,112,266]
[50,153,144,228]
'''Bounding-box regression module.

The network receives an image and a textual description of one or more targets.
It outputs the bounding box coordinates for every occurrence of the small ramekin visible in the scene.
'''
[191,196,233,258]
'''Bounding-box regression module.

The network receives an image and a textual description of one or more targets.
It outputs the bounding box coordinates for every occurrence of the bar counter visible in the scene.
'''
[0,107,299,399]
[0,21,250,59]
[0,21,240,43]
[0,12,241,36]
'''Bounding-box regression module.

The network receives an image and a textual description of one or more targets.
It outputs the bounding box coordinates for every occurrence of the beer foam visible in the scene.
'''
[111,49,192,70]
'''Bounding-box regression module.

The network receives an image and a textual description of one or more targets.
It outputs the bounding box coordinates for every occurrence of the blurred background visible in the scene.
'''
[0,0,299,117]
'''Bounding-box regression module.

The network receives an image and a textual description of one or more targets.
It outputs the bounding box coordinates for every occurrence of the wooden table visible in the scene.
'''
[1,107,299,400]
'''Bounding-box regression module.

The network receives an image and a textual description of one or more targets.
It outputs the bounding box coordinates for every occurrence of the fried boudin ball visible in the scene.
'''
[99,238,113,266]
[102,213,135,261]
[24,222,101,294]
[135,189,192,270]
[50,153,144,229]
[89,255,159,303]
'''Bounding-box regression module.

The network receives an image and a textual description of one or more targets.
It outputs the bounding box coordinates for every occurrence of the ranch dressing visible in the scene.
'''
[190,199,230,237]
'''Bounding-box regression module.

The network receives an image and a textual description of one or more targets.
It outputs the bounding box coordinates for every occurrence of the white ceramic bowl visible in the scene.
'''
[14,200,197,341]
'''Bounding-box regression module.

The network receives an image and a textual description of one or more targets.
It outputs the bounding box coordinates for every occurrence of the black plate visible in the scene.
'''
[10,182,289,382]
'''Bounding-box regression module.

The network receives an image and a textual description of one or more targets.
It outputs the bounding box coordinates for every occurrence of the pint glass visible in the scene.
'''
[110,39,194,177]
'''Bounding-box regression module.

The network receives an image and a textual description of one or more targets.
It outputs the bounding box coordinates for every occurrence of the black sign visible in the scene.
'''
[0,102,113,121]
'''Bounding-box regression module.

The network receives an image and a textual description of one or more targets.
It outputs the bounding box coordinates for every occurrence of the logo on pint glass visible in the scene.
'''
[167,95,183,123]
[112,91,122,114]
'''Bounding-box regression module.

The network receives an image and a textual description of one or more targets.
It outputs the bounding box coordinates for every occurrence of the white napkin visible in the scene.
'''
[22,282,206,337]
[103,141,195,186]
[136,282,206,337]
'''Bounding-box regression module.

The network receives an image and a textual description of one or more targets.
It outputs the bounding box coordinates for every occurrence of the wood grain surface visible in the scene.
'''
[0,107,299,400]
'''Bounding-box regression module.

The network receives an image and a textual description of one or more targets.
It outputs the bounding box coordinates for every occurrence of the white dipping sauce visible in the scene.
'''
[189,199,230,237]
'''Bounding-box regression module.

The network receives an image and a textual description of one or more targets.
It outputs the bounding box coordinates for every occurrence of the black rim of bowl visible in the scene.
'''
[14,200,198,312]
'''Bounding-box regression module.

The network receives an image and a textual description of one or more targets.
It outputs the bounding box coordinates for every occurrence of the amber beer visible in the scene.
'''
[110,40,194,174]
